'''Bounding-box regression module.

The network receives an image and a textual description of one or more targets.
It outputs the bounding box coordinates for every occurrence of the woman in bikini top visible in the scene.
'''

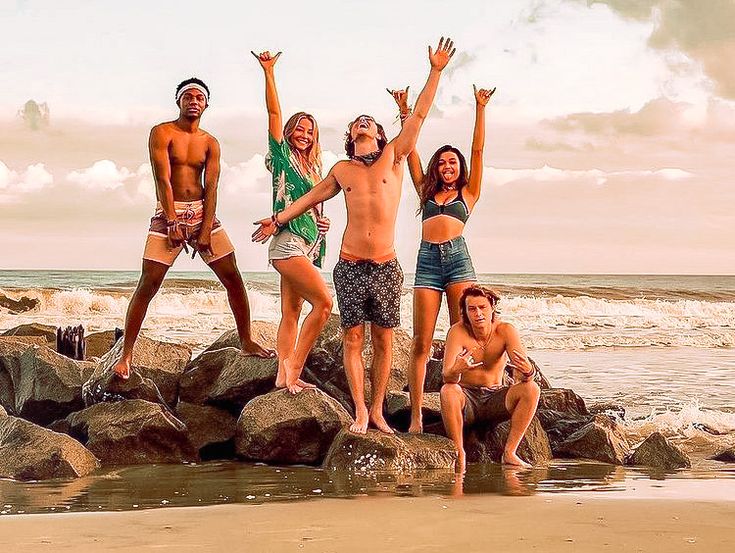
[389,83,496,433]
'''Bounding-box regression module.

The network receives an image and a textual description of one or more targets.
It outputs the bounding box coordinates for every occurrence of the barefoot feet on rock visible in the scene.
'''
[241,339,276,359]
[369,410,394,434]
[408,416,423,434]
[350,407,369,434]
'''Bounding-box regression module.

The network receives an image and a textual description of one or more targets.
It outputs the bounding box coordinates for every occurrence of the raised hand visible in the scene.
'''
[473,84,496,107]
[251,50,281,71]
[509,350,536,382]
[386,87,410,110]
[428,37,456,71]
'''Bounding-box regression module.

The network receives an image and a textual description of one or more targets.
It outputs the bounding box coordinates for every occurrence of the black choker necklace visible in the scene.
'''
[442,184,457,191]
[350,150,382,166]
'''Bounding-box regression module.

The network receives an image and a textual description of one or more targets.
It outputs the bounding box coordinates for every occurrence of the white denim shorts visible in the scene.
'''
[268,229,315,263]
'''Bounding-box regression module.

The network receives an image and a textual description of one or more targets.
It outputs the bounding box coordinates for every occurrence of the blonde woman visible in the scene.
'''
[253,51,333,393]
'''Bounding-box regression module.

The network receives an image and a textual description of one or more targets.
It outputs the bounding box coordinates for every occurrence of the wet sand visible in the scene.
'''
[1,494,733,552]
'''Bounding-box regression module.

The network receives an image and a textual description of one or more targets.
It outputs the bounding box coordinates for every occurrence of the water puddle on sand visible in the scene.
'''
[1,461,734,515]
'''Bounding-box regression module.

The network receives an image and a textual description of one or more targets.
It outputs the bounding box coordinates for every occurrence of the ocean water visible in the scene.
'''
[1,270,734,457]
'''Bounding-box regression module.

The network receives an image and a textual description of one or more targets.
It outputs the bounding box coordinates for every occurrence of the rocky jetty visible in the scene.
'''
[0,321,698,481]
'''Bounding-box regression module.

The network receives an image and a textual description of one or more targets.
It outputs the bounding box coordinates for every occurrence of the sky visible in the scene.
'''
[1,0,734,273]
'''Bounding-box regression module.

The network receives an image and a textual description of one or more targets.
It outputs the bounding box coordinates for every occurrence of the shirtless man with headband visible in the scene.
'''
[253,38,455,433]
[113,78,273,379]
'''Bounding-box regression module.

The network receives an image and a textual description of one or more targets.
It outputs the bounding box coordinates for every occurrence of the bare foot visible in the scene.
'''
[275,358,286,388]
[502,451,531,468]
[369,410,394,434]
[113,358,131,380]
[408,416,423,434]
[350,407,369,434]
[287,381,304,394]
[241,339,276,359]
[297,379,317,389]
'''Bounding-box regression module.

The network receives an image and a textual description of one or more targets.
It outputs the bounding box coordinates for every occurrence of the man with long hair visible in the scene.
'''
[113,78,273,379]
[440,285,540,472]
[253,38,456,433]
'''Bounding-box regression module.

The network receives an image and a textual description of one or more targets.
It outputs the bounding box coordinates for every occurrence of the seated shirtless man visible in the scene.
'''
[113,78,273,379]
[440,285,540,472]
[253,38,456,433]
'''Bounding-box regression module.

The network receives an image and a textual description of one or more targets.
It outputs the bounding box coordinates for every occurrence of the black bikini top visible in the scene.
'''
[422,188,470,223]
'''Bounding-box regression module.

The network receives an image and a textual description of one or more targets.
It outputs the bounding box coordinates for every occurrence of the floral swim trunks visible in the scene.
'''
[332,255,404,329]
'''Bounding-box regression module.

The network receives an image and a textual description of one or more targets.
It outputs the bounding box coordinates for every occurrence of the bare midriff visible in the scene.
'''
[421,216,466,244]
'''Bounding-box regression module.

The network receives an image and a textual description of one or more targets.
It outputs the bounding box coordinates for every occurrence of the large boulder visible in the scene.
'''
[385,391,442,432]
[51,399,197,465]
[323,429,456,472]
[555,414,631,464]
[82,335,190,407]
[0,416,99,481]
[179,347,278,414]
[710,448,735,463]
[11,345,86,426]
[0,341,29,414]
[1,323,56,345]
[175,401,238,459]
[84,330,119,359]
[304,314,411,414]
[465,416,552,465]
[235,388,353,465]
[202,321,278,354]
[626,432,690,470]
[535,388,592,451]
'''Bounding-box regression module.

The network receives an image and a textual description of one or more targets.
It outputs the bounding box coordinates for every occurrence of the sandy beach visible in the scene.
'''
[1,494,733,552]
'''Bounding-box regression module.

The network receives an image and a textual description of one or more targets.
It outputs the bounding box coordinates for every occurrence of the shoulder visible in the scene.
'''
[446,322,469,341]
[150,122,173,138]
[203,131,220,149]
[496,321,518,339]
[330,160,352,176]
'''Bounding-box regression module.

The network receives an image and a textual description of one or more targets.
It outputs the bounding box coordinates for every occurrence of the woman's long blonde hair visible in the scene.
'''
[283,112,322,181]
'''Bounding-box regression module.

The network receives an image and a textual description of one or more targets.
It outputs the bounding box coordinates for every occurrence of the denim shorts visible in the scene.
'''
[413,236,477,291]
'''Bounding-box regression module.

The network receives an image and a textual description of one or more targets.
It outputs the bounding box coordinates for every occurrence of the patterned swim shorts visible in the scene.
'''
[332,257,404,329]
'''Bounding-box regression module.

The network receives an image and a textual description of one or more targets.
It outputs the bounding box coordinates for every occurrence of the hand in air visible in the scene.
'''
[316,215,331,234]
[429,37,456,71]
[454,347,484,373]
[251,50,282,71]
[251,217,278,243]
[386,87,410,110]
[509,350,535,382]
[473,84,496,107]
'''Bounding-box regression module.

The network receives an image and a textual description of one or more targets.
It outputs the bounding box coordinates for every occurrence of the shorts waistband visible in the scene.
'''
[420,236,466,249]
[339,250,397,264]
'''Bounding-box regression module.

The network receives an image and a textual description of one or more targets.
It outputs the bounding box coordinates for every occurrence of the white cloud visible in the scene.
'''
[0,161,52,194]
[487,164,693,186]
[66,160,132,190]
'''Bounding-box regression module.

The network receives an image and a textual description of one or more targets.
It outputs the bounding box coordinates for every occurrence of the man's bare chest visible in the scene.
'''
[168,138,208,169]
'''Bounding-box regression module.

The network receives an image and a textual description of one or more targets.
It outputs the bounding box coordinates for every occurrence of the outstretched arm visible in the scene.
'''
[252,170,341,243]
[466,85,495,202]
[388,87,424,193]
[393,37,455,160]
[252,50,283,141]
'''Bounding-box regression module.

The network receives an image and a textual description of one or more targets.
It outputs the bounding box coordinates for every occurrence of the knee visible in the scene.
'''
[343,327,364,351]
[521,380,541,404]
[410,335,433,359]
[220,270,244,291]
[314,294,333,321]
[138,277,162,299]
[440,383,462,406]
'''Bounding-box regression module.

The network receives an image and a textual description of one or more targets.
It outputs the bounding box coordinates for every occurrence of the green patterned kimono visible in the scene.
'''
[265,133,326,267]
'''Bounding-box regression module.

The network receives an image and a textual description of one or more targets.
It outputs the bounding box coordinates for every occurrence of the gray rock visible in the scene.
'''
[626,432,690,470]
[0,416,99,481]
[385,390,442,431]
[84,330,119,359]
[538,388,589,416]
[0,341,28,415]
[556,414,631,464]
[83,335,190,407]
[710,448,735,463]
[176,401,238,459]
[179,347,278,413]
[202,321,278,354]
[304,314,412,415]
[236,388,353,464]
[12,346,86,426]
[51,399,197,465]
[1,323,57,345]
[465,416,552,465]
[323,429,457,472]
[0,293,39,314]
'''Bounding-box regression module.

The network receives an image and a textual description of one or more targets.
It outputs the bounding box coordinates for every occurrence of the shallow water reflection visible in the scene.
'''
[1,460,734,515]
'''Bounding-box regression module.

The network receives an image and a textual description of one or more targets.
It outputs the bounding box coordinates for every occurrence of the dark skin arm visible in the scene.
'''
[149,125,184,248]
[197,136,221,256]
